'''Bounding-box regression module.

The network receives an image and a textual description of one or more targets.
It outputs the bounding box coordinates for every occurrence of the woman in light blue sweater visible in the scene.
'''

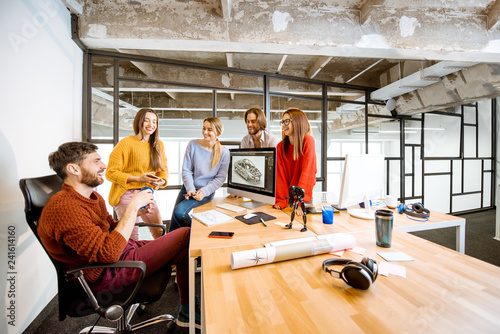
[169,117,230,232]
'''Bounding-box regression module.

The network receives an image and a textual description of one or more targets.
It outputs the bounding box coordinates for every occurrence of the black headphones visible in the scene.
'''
[397,202,430,219]
[322,257,378,290]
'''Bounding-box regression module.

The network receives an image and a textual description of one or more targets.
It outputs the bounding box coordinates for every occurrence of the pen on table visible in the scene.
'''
[260,218,267,227]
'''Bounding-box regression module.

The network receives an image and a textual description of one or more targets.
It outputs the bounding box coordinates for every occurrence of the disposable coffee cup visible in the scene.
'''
[386,195,398,209]
[322,206,334,224]
[375,209,393,248]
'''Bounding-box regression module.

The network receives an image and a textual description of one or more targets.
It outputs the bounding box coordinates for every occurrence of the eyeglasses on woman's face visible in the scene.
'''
[280,119,292,126]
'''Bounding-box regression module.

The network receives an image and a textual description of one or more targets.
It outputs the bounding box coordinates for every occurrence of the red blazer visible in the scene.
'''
[275,134,317,208]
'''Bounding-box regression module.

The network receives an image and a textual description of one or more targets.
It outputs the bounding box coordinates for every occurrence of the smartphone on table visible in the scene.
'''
[208,231,235,239]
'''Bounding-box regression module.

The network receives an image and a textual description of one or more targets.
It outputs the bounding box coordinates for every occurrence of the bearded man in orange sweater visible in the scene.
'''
[38,142,198,328]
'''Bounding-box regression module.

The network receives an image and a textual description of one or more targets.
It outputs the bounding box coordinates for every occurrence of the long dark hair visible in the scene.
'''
[133,108,166,172]
[282,108,311,161]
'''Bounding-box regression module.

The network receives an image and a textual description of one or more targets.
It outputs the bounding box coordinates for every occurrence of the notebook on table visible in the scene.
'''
[192,209,234,227]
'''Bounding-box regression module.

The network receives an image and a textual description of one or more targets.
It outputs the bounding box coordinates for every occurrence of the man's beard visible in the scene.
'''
[247,127,260,135]
[81,168,104,188]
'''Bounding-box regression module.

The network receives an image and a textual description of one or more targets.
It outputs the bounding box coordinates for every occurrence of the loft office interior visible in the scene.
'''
[89,50,498,220]
[2,0,500,333]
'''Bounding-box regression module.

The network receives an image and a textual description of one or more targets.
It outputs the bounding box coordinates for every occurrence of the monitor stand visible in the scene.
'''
[347,195,375,220]
[239,201,266,210]
[348,208,376,220]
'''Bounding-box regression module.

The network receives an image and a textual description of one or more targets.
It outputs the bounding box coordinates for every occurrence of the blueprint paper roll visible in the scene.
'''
[231,234,356,270]
[317,233,357,248]
[230,247,276,270]
[265,233,353,248]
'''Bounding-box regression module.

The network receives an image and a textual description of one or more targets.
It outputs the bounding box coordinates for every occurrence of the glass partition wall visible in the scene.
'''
[84,50,496,219]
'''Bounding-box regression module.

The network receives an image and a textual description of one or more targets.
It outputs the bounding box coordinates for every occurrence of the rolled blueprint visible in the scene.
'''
[231,233,356,270]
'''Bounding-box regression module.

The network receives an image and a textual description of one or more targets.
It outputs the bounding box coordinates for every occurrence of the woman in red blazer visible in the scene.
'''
[273,108,317,216]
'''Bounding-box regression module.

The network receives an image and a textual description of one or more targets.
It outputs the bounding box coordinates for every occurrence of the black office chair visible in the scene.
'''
[19,174,176,333]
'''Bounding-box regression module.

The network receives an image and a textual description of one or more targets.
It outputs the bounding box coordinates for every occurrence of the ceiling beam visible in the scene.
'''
[117,49,153,77]
[488,0,500,30]
[80,2,500,64]
[92,88,139,111]
[226,53,235,100]
[346,59,384,84]
[226,53,234,67]
[221,0,232,20]
[360,0,386,25]
[276,55,287,74]
[394,63,500,115]
[98,86,362,97]
[306,56,332,79]
[164,90,177,100]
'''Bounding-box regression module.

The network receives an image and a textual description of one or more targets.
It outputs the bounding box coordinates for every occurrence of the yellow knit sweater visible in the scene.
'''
[106,135,168,206]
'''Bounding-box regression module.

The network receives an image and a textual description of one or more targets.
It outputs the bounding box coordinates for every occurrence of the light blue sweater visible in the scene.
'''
[182,139,230,197]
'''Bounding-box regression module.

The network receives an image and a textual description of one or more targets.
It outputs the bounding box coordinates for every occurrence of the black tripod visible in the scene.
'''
[285,186,308,232]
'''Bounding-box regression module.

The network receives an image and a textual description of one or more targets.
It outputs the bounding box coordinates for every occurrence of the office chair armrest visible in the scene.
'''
[135,222,166,236]
[65,261,147,274]
[65,261,147,317]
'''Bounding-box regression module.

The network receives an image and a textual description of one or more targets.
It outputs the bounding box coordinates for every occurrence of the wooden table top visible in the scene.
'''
[190,198,317,258]
[201,229,500,334]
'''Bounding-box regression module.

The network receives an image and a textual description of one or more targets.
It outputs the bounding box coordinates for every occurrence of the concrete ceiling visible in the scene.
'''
[66,0,500,123]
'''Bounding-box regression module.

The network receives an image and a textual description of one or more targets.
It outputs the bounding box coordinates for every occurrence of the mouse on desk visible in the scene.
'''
[243,213,257,219]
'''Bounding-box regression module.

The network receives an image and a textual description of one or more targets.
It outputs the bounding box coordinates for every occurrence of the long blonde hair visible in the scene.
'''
[282,108,311,161]
[203,117,224,168]
[133,108,166,172]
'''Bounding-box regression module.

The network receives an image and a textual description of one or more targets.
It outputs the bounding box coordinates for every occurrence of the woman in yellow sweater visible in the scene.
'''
[106,108,168,240]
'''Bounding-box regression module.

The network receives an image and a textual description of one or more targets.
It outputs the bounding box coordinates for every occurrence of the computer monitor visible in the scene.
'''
[227,147,276,209]
[338,153,385,220]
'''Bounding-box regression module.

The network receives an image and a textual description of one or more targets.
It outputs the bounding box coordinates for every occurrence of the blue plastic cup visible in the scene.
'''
[322,206,334,224]
[140,186,154,209]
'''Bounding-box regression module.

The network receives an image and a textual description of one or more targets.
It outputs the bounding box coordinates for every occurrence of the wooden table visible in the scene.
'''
[188,198,317,333]
[287,205,466,253]
[189,199,467,332]
[201,229,500,333]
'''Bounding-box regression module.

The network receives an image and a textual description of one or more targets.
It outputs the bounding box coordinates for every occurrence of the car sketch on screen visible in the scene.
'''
[235,159,262,182]
[231,156,265,188]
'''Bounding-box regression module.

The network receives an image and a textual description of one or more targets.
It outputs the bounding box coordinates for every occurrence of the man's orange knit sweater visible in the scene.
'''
[38,184,128,283]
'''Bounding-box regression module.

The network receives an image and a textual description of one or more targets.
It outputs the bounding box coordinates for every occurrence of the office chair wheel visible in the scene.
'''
[136,303,147,315]
[166,320,177,333]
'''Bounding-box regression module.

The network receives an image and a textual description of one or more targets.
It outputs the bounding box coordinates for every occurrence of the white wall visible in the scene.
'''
[0,0,82,332]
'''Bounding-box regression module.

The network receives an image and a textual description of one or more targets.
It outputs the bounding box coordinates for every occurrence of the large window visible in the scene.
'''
[84,50,495,217]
